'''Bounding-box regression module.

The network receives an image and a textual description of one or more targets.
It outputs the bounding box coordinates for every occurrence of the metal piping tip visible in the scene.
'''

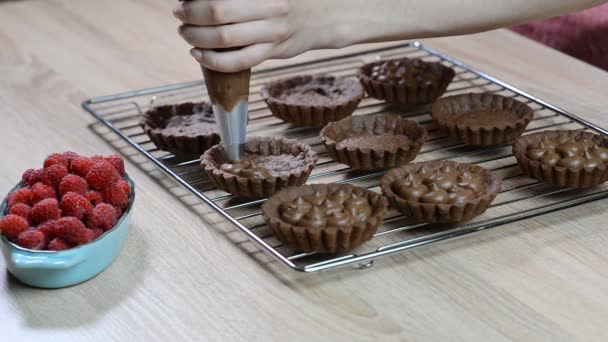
[212,99,248,161]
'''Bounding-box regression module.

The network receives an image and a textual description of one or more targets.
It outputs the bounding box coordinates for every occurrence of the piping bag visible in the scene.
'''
[201,64,251,161]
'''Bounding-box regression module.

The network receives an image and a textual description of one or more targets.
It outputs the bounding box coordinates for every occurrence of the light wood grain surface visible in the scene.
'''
[2,0,608,341]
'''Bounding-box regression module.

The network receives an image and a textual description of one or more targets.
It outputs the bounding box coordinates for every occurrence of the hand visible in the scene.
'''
[173,0,349,72]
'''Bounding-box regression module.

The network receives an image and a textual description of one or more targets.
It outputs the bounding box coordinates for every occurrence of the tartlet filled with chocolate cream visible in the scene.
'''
[513,130,608,188]
[320,114,427,170]
[261,75,365,126]
[380,160,502,223]
[431,93,534,146]
[261,183,388,253]
[201,137,318,199]
[140,101,220,156]
[358,57,455,106]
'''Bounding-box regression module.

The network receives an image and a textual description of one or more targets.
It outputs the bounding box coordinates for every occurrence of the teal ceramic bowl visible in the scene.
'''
[0,174,135,288]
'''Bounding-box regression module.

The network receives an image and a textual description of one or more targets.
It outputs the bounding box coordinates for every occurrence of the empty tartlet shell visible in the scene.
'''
[358,58,455,106]
[431,93,535,146]
[139,102,220,156]
[201,137,318,199]
[260,75,365,126]
[380,160,502,223]
[261,183,388,253]
[320,114,428,170]
[513,130,608,188]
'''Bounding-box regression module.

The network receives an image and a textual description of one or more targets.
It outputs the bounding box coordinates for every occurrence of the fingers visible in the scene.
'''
[179,20,288,49]
[190,43,275,72]
[173,0,289,26]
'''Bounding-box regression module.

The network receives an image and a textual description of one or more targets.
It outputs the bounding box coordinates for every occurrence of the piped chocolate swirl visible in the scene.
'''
[381,161,502,223]
[513,130,608,188]
[262,184,388,253]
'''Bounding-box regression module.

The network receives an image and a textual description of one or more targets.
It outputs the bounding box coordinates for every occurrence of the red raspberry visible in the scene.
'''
[82,228,97,243]
[92,228,104,239]
[8,203,32,221]
[7,188,33,208]
[117,179,131,195]
[70,157,94,177]
[30,198,61,225]
[21,169,44,187]
[86,161,117,190]
[48,237,70,251]
[105,155,125,175]
[16,230,47,250]
[0,215,30,240]
[43,153,68,169]
[87,190,105,205]
[88,203,117,231]
[43,164,68,188]
[114,206,123,220]
[62,151,80,167]
[104,182,129,208]
[91,155,105,164]
[60,192,92,220]
[54,217,87,245]
[37,220,57,239]
[59,174,88,197]
[31,182,57,203]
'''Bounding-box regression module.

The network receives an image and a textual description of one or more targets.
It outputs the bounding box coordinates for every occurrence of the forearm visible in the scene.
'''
[331,0,607,46]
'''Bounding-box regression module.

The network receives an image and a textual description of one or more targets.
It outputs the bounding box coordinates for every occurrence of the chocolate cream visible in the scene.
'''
[526,133,608,169]
[220,152,310,179]
[392,164,487,205]
[278,188,373,229]
[369,58,444,86]
[202,67,251,112]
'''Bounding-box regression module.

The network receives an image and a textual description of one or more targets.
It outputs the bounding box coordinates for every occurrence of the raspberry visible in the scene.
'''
[21,168,44,187]
[31,182,57,203]
[43,164,68,188]
[114,206,123,220]
[82,228,97,243]
[16,230,47,250]
[59,174,88,197]
[86,161,117,190]
[104,182,129,208]
[54,217,87,245]
[48,237,70,251]
[62,151,80,167]
[117,179,131,195]
[91,155,105,164]
[60,192,92,220]
[37,221,57,239]
[8,203,32,221]
[70,157,94,177]
[43,153,68,169]
[105,155,125,176]
[87,190,105,205]
[7,188,33,208]
[88,203,117,231]
[0,215,30,240]
[92,228,104,239]
[30,198,61,225]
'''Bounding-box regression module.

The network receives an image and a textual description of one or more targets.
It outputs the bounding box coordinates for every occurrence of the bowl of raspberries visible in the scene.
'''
[0,151,135,288]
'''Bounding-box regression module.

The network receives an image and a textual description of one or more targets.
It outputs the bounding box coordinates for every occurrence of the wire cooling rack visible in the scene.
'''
[83,42,608,272]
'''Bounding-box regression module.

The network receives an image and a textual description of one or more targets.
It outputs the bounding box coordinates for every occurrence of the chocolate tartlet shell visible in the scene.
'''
[260,75,365,126]
[380,161,502,223]
[358,59,455,106]
[262,183,388,253]
[320,114,428,170]
[140,102,220,156]
[201,137,318,199]
[513,130,608,188]
[432,93,534,146]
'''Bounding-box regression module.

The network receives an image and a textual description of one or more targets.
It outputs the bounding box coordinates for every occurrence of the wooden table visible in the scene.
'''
[2,0,608,340]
